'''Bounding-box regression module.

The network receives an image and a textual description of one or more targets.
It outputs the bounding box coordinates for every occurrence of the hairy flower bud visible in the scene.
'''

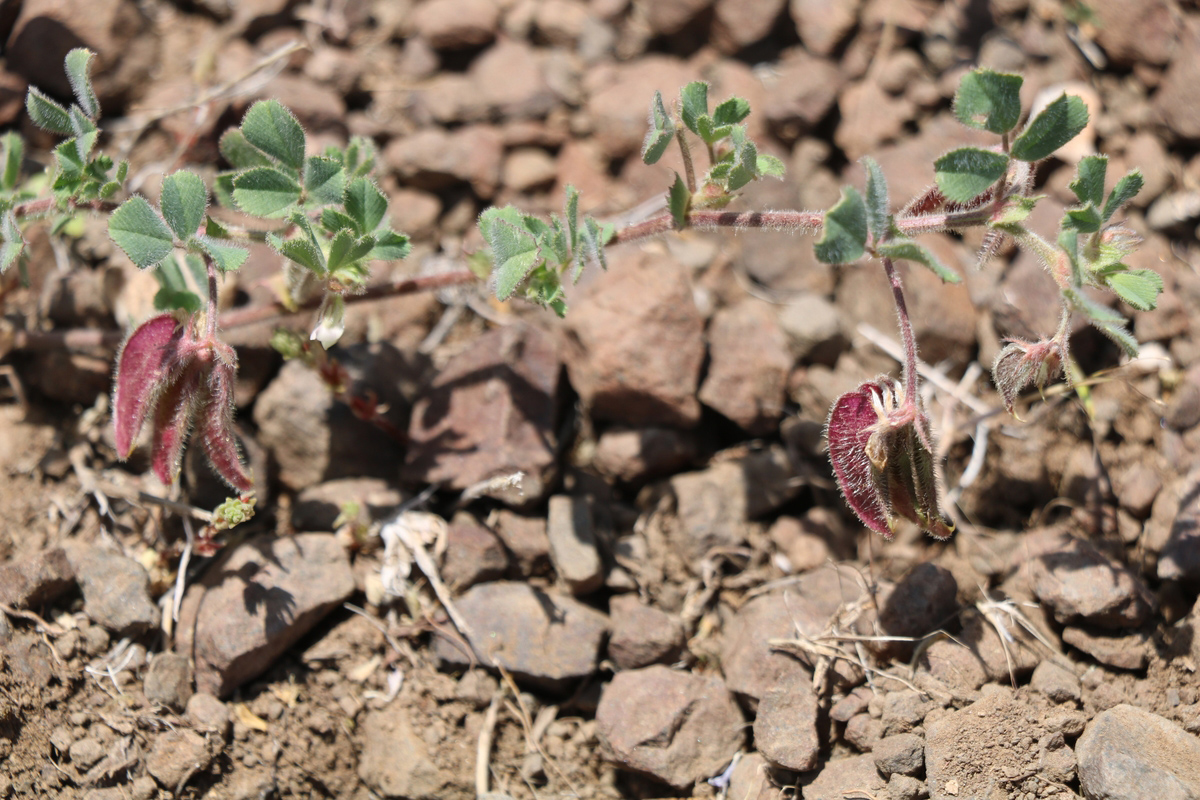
[827,377,954,540]
[992,337,1064,413]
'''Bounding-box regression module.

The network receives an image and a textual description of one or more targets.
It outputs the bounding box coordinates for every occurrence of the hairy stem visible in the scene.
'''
[880,255,927,443]
[205,254,219,340]
[676,131,696,194]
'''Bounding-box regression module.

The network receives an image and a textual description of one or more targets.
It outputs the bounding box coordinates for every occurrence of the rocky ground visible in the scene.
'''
[1,0,1200,798]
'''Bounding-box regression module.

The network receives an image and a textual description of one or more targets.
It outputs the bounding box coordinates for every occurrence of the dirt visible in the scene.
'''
[1,0,1199,799]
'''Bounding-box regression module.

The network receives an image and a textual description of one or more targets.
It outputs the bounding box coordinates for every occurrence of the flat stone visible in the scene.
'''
[873,563,958,661]
[583,57,694,158]
[698,300,792,435]
[1023,528,1155,629]
[1090,0,1179,66]
[873,733,924,777]
[712,0,786,51]
[384,124,504,198]
[358,704,467,800]
[405,324,562,505]
[563,248,705,428]
[753,669,819,771]
[777,292,846,365]
[67,546,159,636]
[144,730,214,790]
[488,510,551,577]
[546,495,603,595]
[143,652,194,711]
[596,665,744,789]
[411,0,499,48]
[176,533,355,697]
[607,594,686,669]
[916,636,988,695]
[441,513,508,591]
[1077,705,1200,800]
[432,581,608,691]
[291,478,404,531]
[592,426,696,484]
[0,547,74,609]
[728,752,787,800]
[802,754,887,800]
[790,0,859,55]
[1062,626,1151,670]
[1029,661,1081,704]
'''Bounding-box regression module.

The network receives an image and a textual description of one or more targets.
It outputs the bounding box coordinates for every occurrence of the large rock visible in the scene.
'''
[410,0,500,48]
[383,124,504,198]
[0,547,74,609]
[753,668,819,771]
[67,545,159,636]
[176,533,355,697]
[405,324,562,505]
[698,300,792,435]
[607,594,686,669]
[563,248,705,428]
[1076,705,1200,800]
[596,665,744,789]
[584,56,695,158]
[1090,0,1179,66]
[789,0,859,55]
[431,581,608,690]
[802,754,886,800]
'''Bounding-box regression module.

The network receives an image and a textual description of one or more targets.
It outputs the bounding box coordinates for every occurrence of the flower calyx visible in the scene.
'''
[992,336,1065,414]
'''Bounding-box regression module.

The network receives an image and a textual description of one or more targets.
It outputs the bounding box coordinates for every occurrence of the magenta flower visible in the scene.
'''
[826,377,953,540]
[112,313,253,493]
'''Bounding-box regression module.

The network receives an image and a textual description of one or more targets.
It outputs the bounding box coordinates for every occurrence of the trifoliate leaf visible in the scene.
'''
[814,188,868,264]
[1106,268,1163,312]
[1011,93,1089,162]
[239,100,306,172]
[160,170,208,241]
[219,129,272,170]
[370,229,411,261]
[326,229,376,271]
[953,69,1023,134]
[231,167,302,218]
[488,218,542,301]
[1063,204,1102,233]
[194,234,249,272]
[268,232,326,274]
[934,147,1010,204]
[712,96,750,127]
[109,196,175,269]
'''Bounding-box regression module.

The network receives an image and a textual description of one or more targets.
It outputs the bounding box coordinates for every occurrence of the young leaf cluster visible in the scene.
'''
[478,186,613,316]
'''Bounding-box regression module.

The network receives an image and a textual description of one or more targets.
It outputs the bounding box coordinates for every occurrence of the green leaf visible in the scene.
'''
[154,286,203,313]
[862,156,889,242]
[814,188,868,264]
[1070,154,1107,207]
[109,196,175,269]
[194,234,249,272]
[953,69,1023,134]
[344,177,387,232]
[484,215,542,301]
[576,215,612,276]
[1063,204,1101,233]
[1102,170,1143,222]
[25,87,72,135]
[344,136,377,178]
[326,229,376,271]
[564,184,580,250]
[268,232,326,274]
[667,172,690,230]
[538,218,570,265]
[877,240,961,283]
[219,129,272,170]
[712,96,750,127]
[1094,320,1140,358]
[756,154,785,179]
[232,167,302,218]
[303,156,346,206]
[680,82,708,135]
[1010,93,1089,162]
[239,100,306,172]
[1059,229,1083,286]
[370,229,411,260]
[934,147,1010,204]
[1,132,24,192]
[160,170,208,241]
[695,115,732,145]
[725,126,758,191]
[1107,268,1163,311]
[641,90,675,165]
[1064,286,1125,325]
[989,195,1041,227]
[0,211,23,272]
[321,208,360,235]
[64,48,99,120]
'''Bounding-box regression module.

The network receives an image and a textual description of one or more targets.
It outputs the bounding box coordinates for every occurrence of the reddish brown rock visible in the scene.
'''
[803,754,887,800]
[592,426,697,484]
[489,510,552,577]
[761,48,844,137]
[1154,22,1200,141]
[176,533,355,697]
[596,665,744,789]
[790,0,860,55]
[411,0,500,48]
[0,547,74,609]
[638,0,714,36]
[754,668,819,771]
[713,0,786,51]
[405,324,562,505]
[1090,0,1179,66]
[384,125,504,198]
[441,513,509,591]
[698,300,792,434]
[607,594,686,669]
[470,38,557,120]
[563,248,705,428]
[584,57,695,158]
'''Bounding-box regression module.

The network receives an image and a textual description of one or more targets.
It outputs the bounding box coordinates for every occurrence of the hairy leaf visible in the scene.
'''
[25,87,72,135]
[109,196,175,268]
[239,100,306,171]
[1,131,23,192]
[712,96,750,127]
[219,129,272,170]
[679,82,708,135]
[642,91,675,165]
[369,229,411,261]
[1011,93,1089,162]
[862,156,889,242]
[877,240,961,284]
[1107,268,1163,311]
[1102,170,1144,223]
[934,147,1009,204]
[344,177,387,232]
[814,188,868,264]
[953,68,1023,133]
[667,172,690,230]
[160,170,208,241]
[1070,154,1107,207]
[231,167,302,218]
[195,234,249,272]
[64,48,99,120]
[0,210,23,272]
[303,156,346,206]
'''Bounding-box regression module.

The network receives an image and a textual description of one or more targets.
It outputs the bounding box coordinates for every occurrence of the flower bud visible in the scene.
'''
[992,337,1063,413]
[827,377,954,540]
[310,294,346,350]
